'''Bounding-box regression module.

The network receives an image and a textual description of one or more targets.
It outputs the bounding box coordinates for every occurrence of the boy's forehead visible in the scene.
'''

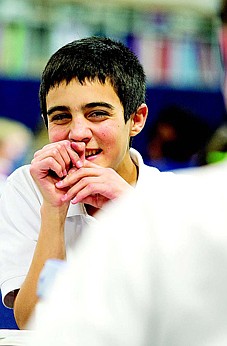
[46,78,122,108]
[47,77,115,94]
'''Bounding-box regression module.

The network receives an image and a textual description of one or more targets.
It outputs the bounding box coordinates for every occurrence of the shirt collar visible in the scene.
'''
[67,202,87,217]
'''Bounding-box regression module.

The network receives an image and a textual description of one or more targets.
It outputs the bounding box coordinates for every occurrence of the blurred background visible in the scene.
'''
[0,0,226,172]
[0,0,226,157]
[0,0,226,329]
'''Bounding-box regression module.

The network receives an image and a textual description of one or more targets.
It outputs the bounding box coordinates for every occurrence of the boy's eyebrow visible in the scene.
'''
[47,106,70,116]
[47,102,114,117]
[83,102,114,110]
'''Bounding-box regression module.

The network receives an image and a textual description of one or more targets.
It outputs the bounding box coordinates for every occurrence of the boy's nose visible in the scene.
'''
[69,118,92,142]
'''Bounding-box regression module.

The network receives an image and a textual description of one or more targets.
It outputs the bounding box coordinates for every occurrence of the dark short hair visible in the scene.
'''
[39,36,146,127]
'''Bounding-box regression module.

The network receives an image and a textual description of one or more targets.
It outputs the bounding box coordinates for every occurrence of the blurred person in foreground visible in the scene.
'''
[0,36,173,329]
[25,1,227,345]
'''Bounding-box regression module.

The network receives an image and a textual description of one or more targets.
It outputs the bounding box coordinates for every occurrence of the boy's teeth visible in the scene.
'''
[86,149,97,156]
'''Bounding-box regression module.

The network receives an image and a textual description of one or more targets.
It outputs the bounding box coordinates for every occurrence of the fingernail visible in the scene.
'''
[71,197,78,204]
[56,181,63,187]
[76,160,83,168]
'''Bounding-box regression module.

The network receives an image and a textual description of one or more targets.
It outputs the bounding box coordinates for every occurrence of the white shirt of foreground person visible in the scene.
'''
[27,161,227,346]
[0,174,6,196]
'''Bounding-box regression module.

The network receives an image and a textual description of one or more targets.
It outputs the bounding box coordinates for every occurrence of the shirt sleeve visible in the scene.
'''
[0,166,41,308]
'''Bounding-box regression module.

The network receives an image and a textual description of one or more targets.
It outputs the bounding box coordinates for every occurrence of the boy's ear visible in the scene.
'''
[130,103,148,137]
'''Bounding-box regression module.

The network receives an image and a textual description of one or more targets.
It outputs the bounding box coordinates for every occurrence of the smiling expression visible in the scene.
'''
[46,78,138,180]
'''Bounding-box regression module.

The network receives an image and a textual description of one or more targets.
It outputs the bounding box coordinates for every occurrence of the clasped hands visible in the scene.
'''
[30,140,131,210]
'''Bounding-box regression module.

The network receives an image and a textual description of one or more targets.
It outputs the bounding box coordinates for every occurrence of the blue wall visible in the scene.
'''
[0,77,41,132]
[0,77,225,135]
[133,86,227,160]
[0,292,18,329]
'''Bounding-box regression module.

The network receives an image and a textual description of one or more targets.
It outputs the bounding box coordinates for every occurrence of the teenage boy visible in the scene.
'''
[0,36,168,329]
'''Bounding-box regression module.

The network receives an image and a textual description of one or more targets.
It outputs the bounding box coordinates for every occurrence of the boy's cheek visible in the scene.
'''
[49,129,68,143]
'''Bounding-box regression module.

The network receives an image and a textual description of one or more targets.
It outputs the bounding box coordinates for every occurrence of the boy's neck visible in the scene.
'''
[85,204,99,217]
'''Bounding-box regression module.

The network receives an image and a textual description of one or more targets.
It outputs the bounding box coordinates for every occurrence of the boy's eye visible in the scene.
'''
[87,111,108,119]
[51,113,71,122]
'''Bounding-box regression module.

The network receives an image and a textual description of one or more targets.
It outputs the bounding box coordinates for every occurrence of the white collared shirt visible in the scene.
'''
[0,148,164,308]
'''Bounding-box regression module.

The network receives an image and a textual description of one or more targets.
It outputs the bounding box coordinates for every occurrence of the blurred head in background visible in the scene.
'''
[0,117,33,178]
[145,105,212,171]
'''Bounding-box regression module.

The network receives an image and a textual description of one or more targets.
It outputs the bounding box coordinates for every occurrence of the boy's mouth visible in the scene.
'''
[85,149,102,159]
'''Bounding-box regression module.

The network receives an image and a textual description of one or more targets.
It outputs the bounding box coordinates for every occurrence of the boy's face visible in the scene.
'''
[46,78,137,175]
